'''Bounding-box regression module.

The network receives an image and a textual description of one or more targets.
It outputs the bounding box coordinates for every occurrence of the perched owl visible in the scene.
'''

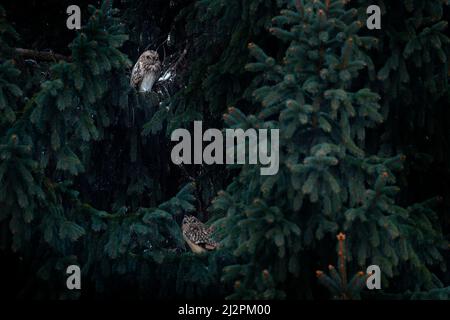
[182,215,218,253]
[130,50,161,93]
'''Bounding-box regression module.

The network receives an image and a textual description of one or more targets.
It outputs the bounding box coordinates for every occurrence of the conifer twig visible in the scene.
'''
[337,232,347,289]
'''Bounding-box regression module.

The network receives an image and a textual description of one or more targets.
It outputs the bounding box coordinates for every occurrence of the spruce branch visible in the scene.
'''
[14,48,71,62]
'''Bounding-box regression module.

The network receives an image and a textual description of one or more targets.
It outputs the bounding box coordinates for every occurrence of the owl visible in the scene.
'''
[130,50,161,93]
[182,215,218,253]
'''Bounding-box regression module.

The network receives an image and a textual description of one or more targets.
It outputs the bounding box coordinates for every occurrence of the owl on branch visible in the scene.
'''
[182,215,218,254]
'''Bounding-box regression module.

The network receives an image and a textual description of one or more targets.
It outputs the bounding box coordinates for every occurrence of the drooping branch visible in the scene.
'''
[14,48,71,62]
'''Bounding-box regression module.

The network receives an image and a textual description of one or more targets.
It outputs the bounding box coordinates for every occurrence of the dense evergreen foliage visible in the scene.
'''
[0,0,448,299]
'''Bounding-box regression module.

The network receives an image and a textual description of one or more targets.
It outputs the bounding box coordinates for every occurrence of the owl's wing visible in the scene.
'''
[130,60,144,87]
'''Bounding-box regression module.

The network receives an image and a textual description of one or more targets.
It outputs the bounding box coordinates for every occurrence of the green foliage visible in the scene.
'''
[316,233,368,300]
[0,0,448,300]
[150,0,284,136]
[0,5,19,56]
[212,0,447,299]
[0,1,229,299]
[0,6,22,128]
[408,286,450,300]
[0,135,43,250]
[0,61,22,125]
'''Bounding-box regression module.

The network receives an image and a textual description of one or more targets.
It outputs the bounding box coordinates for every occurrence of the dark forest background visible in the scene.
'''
[0,0,449,300]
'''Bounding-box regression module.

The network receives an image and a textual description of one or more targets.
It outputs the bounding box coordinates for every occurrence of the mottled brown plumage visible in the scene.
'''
[130,50,161,92]
[182,215,218,253]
